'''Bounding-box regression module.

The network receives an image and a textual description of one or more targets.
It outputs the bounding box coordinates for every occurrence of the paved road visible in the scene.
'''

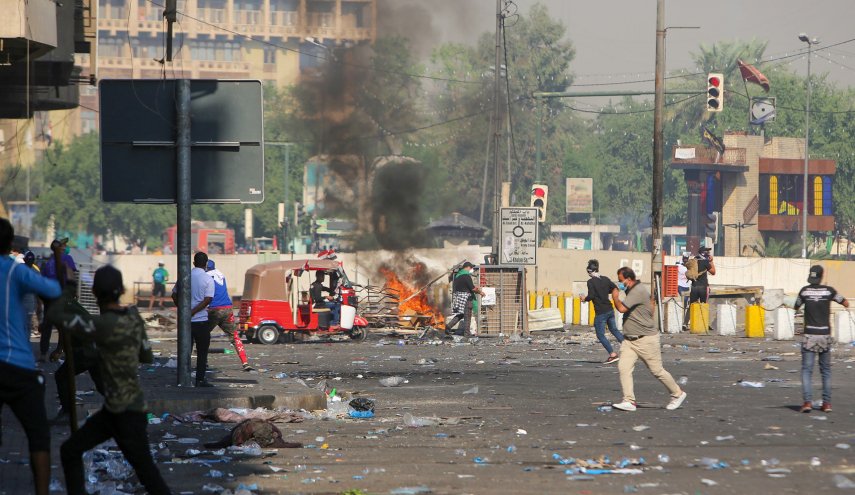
[3,329,855,494]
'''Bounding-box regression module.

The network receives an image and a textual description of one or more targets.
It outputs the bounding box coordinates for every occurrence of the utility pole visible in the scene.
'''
[651,0,665,308]
[491,0,503,261]
[175,80,192,386]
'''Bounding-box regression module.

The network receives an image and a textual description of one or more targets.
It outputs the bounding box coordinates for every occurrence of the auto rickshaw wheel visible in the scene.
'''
[349,326,368,342]
[257,325,281,345]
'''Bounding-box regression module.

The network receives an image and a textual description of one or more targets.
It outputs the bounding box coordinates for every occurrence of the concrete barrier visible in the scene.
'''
[664,299,682,334]
[715,304,737,336]
[834,310,855,344]
[772,307,795,340]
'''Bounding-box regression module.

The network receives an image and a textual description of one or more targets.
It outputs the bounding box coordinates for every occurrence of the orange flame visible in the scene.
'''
[379,266,445,326]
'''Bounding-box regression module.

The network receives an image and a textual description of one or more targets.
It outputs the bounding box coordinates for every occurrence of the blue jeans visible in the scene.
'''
[801,348,831,403]
[594,312,624,355]
[326,301,341,325]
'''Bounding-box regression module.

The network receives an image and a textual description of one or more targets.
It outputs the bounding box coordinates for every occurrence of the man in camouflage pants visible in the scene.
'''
[48,265,171,495]
[206,260,253,371]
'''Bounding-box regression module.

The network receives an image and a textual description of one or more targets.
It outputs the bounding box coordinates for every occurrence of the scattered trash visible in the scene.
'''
[507,445,517,453]
[597,406,612,413]
[810,457,821,467]
[834,474,855,489]
[379,376,407,387]
[349,398,376,413]
[177,438,200,444]
[473,457,488,464]
[403,413,438,427]
[763,363,779,370]
[206,470,224,478]
[715,435,735,441]
[836,443,851,450]
[462,385,479,395]
[657,454,670,463]
[202,483,225,493]
[205,420,302,449]
[762,356,783,361]
[677,376,688,385]
[738,381,765,388]
[389,486,432,495]
[516,429,527,435]
[700,478,718,486]
[632,425,649,432]
[698,457,728,470]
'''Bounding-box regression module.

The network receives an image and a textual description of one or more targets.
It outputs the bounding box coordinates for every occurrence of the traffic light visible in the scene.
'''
[530,184,548,223]
[706,73,724,112]
[705,212,720,241]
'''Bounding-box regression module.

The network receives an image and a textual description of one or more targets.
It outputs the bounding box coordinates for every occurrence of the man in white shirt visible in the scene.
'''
[172,252,215,387]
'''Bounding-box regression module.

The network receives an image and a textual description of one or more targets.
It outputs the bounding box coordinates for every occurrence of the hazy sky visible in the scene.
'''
[380,0,855,91]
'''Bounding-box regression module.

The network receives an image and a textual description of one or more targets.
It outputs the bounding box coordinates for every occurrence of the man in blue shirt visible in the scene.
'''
[0,218,62,495]
[206,259,253,371]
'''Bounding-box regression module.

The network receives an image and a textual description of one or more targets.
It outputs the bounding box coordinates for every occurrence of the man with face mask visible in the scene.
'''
[583,259,624,364]
[37,238,78,362]
[610,267,686,412]
[445,262,484,337]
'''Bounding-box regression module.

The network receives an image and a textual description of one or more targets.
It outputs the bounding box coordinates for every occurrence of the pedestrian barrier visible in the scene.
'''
[715,303,737,336]
[662,265,679,297]
[772,307,795,340]
[664,299,682,334]
[745,304,765,338]
[834,310,854,343]
[689,302,710,334]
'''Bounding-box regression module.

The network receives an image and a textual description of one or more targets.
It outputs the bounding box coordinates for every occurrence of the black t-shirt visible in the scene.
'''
[452,273,476,294]
[693,259,712,287]
[310,281,331,304]
[795,284,846,335]
[586,275,617,315]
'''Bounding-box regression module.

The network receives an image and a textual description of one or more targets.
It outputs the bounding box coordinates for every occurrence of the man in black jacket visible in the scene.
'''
[584,259,624,364]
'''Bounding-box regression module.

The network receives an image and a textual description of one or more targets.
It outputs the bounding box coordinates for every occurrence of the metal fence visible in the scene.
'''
[76,262,101,315]
[478,265,528,337]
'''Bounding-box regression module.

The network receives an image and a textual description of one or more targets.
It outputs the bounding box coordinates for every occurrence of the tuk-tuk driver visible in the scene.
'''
[311,271,340,326]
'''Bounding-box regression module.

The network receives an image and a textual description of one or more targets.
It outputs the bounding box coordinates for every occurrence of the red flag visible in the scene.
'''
[737,59,770,92]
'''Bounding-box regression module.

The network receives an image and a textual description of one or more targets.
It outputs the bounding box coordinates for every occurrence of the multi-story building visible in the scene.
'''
[0,0,376,172]
[672,132,836,257]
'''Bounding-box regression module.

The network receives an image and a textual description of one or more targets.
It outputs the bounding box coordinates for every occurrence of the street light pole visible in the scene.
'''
[799,33,819,259]
[651,0,665,299]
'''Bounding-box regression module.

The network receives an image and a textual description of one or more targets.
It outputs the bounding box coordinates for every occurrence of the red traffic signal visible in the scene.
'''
[530,184,548,223]
[706,73,724,112]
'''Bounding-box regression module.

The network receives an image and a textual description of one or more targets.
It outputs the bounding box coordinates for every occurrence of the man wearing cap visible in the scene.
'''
[37,237,77,361]
[794,265,849,413]
[205,259,254,371]
[445,262,484,337]
[149,261,169,309]
[583,259,624,364]
[688,247,715,305]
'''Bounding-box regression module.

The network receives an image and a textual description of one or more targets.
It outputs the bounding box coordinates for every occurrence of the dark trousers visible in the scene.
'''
[55,348,104,413]
[191,321,213,384]
[61,409,171,495]
[38,319,55,357]
[689,284,709,304]
[446,304,473,336]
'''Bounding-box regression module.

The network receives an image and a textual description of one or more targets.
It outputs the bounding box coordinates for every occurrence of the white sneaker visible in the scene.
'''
[612,401,637,412]
[666,391,687,410]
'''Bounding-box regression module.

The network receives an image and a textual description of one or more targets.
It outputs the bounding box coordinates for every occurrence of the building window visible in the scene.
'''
[264,46,277,64]
[813,176,823,216]
[81,111,97,134]
[768,175,778,214]
[823,176,833,216]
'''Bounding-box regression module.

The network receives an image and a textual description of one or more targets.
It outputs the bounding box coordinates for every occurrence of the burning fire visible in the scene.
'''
[379,266,445,326]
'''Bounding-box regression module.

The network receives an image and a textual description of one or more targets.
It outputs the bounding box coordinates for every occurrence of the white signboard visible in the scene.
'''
[500,207,538,265]
[481,287,496,306]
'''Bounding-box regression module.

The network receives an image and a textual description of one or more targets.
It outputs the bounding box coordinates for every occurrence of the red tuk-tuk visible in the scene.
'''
[238,259,369,344]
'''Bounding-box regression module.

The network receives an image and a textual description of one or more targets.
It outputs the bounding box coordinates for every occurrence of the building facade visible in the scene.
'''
[672,132,836,257]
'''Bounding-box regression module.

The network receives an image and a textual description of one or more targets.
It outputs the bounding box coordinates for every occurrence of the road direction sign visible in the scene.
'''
[500,207,538,265]
[99,79,264,204]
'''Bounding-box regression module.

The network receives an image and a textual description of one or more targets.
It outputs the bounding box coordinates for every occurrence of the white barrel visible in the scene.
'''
[664,299,682,334]
[715,304,737,336]
[834,310,854,344]
[339,305,356,330]
[772,307,795,340]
